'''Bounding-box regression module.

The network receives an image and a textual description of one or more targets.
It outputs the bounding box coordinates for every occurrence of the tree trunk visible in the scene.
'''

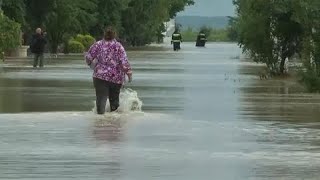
[279,56,286,74]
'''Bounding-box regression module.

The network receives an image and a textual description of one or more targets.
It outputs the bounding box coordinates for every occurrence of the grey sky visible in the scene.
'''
[179,0,235,17]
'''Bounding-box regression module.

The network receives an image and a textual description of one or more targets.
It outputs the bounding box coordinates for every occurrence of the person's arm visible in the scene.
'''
[40,36,47,45]
[85,42,100,65]
[42,33,47,44]
[171,34,174,44]
[118,44,132,82]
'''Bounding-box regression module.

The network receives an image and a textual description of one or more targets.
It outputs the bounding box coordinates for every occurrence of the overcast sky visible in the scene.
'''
[179,0,235,17]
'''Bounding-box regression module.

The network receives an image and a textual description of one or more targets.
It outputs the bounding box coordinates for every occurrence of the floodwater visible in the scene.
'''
[1,43,320,180]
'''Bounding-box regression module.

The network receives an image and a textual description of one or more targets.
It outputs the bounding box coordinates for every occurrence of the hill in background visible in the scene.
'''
[176,16,230,29]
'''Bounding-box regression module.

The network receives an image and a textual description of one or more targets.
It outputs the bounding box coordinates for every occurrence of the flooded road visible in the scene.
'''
[0,43,320,179]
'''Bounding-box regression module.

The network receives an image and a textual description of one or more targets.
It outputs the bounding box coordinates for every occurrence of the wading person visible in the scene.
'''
[30,28,47,68]
[196,31,207,47]
[85,27,132,114]
[171,29,182,51]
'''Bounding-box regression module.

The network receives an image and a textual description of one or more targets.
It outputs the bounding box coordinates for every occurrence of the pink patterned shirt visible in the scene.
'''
[85,39,132,85]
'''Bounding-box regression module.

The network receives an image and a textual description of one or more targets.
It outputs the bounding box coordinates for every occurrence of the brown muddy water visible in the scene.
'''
[0,43,320,180]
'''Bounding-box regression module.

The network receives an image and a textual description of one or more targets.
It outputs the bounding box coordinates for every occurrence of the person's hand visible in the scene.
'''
[127,72,132,83]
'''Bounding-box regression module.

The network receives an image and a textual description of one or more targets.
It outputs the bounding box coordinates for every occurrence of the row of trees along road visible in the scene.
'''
[0,0,194,53]
[233,0,320,92]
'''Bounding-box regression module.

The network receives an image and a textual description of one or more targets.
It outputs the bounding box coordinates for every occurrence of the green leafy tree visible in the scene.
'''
[226,16,238,42]
[1,0,194,52]
[168,0,194,18]
[294,0,320,92]
[156,23,166,43]
[0,12,21,60]
[24,0,96,53]
[2,0,25,27]
[235,0,320,91]
[121,0,169,46]
[90,0,129,39]
[121,0,194,46]
[234,0,304,75]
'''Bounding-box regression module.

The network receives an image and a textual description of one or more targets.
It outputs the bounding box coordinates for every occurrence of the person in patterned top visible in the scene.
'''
[85,27,133,114]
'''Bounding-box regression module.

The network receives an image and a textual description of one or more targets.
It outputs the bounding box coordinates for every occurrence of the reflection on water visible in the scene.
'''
[1,43,320,179]
[238,62,320,122]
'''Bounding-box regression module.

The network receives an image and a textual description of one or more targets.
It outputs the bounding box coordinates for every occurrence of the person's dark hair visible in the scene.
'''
[104,26,116,41]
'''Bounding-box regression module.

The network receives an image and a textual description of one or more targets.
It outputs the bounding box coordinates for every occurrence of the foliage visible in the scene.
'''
[168,0,194,18]
[181,27,197,41]
[67,40,85,53]
[90,0,129,38]
[120,0,194,46]
[121,0,169,46]
[156,23,166,43]
[44,0,97,53]
[299,65,320,93]
[226,16,238,42]
[234,0,320,92]
[2,0,25,27]
[0,12,21,59]
[199,26,211,37]
[2,0,194,52]
[234,0,304,75]
[181,27,233,42]
[74,34,95,51]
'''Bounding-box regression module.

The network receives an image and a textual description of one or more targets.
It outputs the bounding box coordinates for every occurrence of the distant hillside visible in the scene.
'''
[176,16,230,29]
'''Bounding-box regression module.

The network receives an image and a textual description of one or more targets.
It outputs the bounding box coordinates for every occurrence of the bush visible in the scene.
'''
[74,34,95,50]
[0,13,21,58]
[199,26,212,38]
[68,40,85,53]
[299,66,320,93]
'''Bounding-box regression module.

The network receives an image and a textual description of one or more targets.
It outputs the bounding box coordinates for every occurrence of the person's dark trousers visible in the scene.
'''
[173,42,181,51]
[33,53,44,68]
[93,78,122,114]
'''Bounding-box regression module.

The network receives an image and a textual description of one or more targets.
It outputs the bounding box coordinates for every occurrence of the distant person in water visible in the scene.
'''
[30,28,47,68]
[85,27,133,114]
[196,31,207,47]
[171,29,182,51]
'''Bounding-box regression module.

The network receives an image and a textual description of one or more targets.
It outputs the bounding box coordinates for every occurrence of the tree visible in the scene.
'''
[90,0,129,39]
[295,0,320,92]
[24,0,97,53]
[24,0,54,35]
[2,0,194,53]
[121,0,194,46]
[226,16,238,42]
[234,0,304,75]
[2,0,25,27]
[235,0,320,91]
[156,23,166,43]
[0,12,21,60]
[121,0,169,46]
[168,0,194,18]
